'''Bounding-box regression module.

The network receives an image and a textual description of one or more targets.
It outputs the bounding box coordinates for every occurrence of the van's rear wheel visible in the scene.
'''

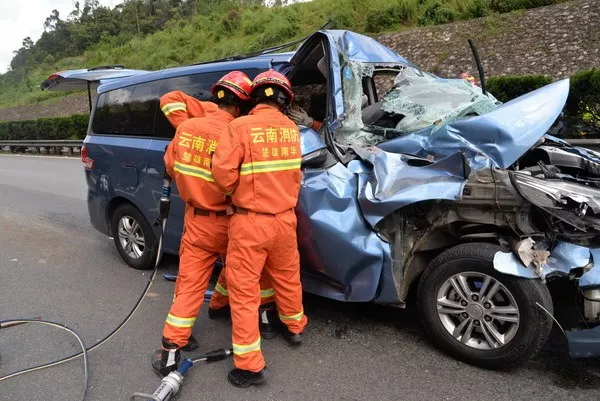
[417,242,553,370]
[111,203,157,270]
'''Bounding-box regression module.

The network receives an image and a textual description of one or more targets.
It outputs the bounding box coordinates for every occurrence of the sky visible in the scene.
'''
[0,0,120,74]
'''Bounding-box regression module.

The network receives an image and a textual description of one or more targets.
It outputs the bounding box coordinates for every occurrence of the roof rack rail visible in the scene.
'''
[189,20,332,67]
[87,65,126,71]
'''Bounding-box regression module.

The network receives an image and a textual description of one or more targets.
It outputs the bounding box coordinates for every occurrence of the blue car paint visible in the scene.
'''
[352,148,469,227]
[295,161,392,302]
[85,135,152,235]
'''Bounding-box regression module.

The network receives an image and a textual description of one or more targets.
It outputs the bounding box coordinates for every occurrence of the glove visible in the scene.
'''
[288,107,314,127]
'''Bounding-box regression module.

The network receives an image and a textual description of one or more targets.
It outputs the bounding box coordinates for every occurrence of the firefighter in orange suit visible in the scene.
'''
[212,70,309,388]
[152,71,276,377]
[159,89,277,331]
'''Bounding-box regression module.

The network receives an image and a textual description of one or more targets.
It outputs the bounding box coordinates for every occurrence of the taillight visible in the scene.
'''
[81,145,94,170]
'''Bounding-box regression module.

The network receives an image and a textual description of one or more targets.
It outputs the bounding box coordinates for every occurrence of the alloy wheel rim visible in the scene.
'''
[117,215,145,259]
[436,271,520,350]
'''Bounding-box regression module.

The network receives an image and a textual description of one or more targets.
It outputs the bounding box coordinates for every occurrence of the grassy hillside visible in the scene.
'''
[0,0,566,109]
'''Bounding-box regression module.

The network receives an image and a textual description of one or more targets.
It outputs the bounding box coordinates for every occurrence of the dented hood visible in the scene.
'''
[380,79,570,169]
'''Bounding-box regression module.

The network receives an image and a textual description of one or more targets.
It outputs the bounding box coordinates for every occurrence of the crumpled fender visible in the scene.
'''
[494,241,600,358]
[352,147,470,226]
[493,241,600,288]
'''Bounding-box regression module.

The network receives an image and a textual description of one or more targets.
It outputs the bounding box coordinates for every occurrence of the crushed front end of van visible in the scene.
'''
[292,30,600,367]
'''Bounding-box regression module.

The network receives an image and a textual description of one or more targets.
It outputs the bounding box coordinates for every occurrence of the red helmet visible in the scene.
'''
[251,69,294,104]
[211,71,253,102]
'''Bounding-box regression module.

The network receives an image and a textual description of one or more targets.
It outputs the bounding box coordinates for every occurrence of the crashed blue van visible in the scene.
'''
[41,30,600,368]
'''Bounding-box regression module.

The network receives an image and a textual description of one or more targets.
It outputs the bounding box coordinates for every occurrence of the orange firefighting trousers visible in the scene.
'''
[226,210,308,372]
[163,207,274,347]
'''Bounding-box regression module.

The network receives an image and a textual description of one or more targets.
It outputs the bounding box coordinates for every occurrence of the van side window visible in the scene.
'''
[153,69,261,139]
[92,80,161,137]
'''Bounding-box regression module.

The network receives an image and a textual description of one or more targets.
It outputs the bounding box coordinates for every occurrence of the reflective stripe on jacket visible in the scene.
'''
[160,90,218,129]
[164,109,234,211]
[212,104,301,214]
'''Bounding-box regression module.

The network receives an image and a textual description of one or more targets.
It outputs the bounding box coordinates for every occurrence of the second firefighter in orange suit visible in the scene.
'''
[159,88,277,324]
[212,70,308,388]
[152,71,275,377]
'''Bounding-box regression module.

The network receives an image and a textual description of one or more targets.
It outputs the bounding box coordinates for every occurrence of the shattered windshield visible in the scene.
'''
[335,61,501,147]
[383,68,500,132]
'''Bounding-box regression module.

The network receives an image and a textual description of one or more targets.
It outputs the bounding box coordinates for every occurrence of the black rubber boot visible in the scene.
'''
[151,338,181,377]
[181,335,198,352]
[259,302,279,340]
[228,367,268,388]
[208,305,231,320]
[281,328,303,345]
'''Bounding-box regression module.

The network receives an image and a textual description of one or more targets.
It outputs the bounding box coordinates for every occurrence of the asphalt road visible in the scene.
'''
[0,154,599,401]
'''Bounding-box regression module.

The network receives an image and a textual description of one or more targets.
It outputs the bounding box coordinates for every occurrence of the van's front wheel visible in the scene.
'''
[111,203,157,270]
[417,242,553,370]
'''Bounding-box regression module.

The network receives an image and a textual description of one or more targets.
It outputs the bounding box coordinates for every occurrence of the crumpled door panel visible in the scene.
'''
[296,162,391,302]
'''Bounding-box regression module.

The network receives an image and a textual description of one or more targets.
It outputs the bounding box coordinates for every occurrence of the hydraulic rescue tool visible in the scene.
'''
[154,147,172,269]
[130,348,233,401]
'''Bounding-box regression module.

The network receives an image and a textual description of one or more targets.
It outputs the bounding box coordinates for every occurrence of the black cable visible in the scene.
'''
[0,319,89,401]
[0,265,159,386]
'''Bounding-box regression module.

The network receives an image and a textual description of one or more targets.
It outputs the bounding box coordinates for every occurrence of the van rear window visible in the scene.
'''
[92,81,161,137]
[91,69,263,139]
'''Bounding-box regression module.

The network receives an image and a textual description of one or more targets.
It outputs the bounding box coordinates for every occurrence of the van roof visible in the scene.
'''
[97,52,294,94]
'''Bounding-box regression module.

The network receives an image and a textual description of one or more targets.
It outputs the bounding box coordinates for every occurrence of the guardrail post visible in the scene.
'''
[67,147,74,157]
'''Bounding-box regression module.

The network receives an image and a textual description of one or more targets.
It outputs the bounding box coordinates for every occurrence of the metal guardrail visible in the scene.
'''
[0,140,84,156]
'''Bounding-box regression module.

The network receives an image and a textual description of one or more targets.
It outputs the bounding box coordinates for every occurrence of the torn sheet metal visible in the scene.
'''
[382,67,499,134]
[565,326,600,358]
[493,241,600,287]
[295,162,393,302]
[349,147,469,226]
[513,238,550,280]
[379,79,570,170]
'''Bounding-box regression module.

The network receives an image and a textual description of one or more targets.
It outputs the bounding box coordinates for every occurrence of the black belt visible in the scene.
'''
[234,206,291,216]
[194,207,229,216]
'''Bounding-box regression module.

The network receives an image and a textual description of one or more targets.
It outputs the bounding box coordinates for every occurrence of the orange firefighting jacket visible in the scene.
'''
[160,91,218,128]
[212,104,302,214]
[164,109,234,211]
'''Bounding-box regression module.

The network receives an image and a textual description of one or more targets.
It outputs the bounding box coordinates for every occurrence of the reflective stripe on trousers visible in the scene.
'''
[166,314,196,328]
[232,337,261,356]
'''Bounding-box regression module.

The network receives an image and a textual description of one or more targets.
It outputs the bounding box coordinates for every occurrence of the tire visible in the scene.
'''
[111,203,158,270]
[417,242,553,370]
